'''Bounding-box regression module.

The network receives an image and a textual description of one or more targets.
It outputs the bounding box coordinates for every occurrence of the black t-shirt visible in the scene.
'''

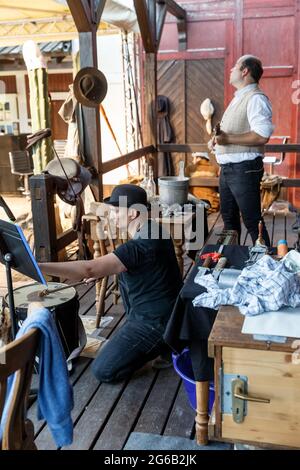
[113,219,183,331]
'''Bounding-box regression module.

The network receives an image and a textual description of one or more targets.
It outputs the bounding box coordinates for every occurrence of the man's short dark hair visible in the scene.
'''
[240,56,263,83]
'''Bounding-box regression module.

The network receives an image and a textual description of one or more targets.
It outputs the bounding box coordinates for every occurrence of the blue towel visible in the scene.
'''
[0,307,74,447]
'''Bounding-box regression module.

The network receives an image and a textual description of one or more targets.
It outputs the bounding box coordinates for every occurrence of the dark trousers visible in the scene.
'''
[92,320,166,382]
[219,157,270,246]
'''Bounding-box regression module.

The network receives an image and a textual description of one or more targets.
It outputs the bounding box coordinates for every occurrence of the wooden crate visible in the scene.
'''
[208,306,300,449]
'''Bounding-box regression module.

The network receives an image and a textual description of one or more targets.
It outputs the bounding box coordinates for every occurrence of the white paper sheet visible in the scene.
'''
[242,307,300,338]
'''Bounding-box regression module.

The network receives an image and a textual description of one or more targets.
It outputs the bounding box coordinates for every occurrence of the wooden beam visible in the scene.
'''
[67,0,92,32]
[158,143,209,153]
[148,0,157,49]
[100,146,156,174]
[134,0,156,52]
[156,2,167,47]
[281,179,300,188]
[177,18,187,51]
[158,143,300,154]
[95,0,107,26]
[156,0,187,50]
[266,144,300,153]
[161,0,185,20]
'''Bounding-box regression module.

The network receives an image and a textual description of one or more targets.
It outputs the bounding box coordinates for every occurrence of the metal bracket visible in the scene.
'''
[221,372,248,418]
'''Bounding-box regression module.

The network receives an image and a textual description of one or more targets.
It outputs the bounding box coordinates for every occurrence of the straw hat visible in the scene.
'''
[73,67,108,108]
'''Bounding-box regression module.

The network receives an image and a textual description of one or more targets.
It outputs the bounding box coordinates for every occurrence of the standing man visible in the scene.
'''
[209,55,273,245]
[39,184,182,382]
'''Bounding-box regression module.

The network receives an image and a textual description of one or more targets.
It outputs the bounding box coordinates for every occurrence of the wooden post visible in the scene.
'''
[67,0,106,201]
[79,30,103,201]
[30,174,58,262]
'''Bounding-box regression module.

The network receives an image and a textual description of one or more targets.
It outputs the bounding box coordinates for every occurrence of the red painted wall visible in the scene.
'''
[158,0,300,207]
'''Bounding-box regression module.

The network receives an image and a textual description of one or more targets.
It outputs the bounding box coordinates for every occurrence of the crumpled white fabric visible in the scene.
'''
[193,255,300,316]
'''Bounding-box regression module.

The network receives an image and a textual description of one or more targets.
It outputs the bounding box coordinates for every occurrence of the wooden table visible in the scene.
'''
[208,305,300,449]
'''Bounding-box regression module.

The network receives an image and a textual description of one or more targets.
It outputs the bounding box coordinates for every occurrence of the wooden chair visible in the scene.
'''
[8,150,34,198]
[83,207,125,328]
[0,328,39,450]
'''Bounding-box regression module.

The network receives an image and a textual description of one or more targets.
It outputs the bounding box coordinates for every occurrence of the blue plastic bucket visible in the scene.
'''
[172,348,215,413]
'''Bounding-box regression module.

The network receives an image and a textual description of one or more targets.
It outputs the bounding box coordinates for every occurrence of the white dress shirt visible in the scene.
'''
[215,83,275,164]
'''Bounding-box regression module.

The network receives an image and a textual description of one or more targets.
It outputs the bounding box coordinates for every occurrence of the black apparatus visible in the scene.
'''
[0,197,46,339]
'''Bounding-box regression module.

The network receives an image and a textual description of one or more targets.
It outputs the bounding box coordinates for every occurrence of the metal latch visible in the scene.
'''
[232,378,271,424]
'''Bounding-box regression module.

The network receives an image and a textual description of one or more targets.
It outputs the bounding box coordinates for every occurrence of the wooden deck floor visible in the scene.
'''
[28,255,196,450]
[28,209,299,450]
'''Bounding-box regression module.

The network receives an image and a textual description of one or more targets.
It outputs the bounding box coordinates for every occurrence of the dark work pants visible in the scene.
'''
[91,320,167,382]
[219,157,270,246]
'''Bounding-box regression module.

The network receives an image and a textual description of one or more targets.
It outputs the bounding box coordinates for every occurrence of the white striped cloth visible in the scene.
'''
[193,255,300,316]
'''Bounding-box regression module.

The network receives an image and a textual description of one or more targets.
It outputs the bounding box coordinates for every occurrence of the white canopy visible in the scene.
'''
[54,0,139,32]
[0,0,138,46]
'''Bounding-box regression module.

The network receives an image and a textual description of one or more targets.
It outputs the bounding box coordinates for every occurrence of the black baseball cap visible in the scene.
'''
[103,184,148,208]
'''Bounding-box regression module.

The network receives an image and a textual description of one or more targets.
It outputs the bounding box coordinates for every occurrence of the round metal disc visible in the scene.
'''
[9,282,76,309]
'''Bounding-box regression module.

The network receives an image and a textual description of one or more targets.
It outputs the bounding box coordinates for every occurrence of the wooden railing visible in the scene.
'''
[30,146,157,262]
[30,142,300,261]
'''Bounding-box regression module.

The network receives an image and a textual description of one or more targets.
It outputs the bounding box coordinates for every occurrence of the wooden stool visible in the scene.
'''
[83,211,124,328]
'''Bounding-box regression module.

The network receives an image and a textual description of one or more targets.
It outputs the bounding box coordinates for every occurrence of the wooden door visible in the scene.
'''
[157,58,224,173]
[221,347,300,448]
[51,100,68,140]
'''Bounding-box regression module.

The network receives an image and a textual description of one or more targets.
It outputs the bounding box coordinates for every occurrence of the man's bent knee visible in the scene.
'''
[92,356,119,383]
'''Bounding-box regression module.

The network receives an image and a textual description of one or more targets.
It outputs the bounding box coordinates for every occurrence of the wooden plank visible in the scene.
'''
[28,356,91,438]
[37,311,128,449]
[100,145,156,174]
[92,368,157,450]
[157,59,186,174]
[134,0,156,52]
[34,359,100,450]
[185,59,224,152]
[64,380,126,450]
[67,0,91,32]
[134,367,181,435]
[33,304,126,448]
[63,382,125,450]
[163,382,195,439]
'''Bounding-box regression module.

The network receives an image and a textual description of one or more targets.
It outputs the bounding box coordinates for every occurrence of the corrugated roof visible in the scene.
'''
[0,40,71,56]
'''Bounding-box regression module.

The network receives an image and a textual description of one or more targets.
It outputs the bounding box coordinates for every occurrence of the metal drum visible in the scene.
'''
[6,282,80,360]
